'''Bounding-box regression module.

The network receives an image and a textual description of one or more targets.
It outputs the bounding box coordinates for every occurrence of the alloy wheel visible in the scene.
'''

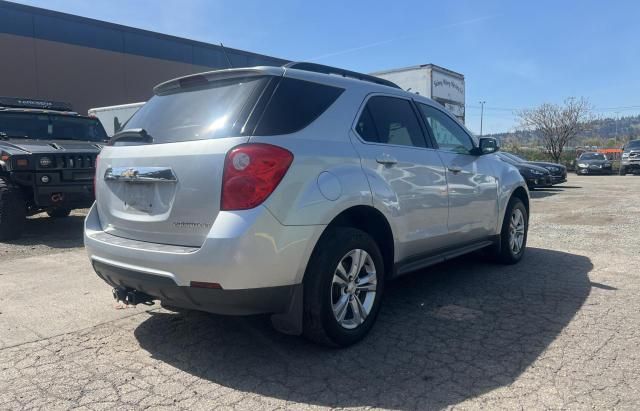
[331,249,378,330]
[509,208,525,254]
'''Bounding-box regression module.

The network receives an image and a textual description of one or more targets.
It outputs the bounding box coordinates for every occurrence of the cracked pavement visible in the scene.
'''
[1,175,639,410]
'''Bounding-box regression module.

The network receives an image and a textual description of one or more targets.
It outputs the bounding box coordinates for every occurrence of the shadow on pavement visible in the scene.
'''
[135,247,592,410]
[530,187,567,199]
[5,214,85,249]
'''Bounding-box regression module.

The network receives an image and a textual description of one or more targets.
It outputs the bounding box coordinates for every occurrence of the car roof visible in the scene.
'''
[152,64,471,134]
[155,64,432,101]
[0,107,93,119]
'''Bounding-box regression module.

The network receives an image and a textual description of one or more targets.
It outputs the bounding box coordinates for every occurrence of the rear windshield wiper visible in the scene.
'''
[108,128,153,146]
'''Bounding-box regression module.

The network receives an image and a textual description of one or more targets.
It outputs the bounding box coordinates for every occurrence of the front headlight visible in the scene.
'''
[622,153,630,158]
[530,169,545,176]
[578,163,588,168]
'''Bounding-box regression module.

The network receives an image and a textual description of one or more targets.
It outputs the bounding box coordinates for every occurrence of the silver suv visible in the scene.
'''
[85,63,530,347]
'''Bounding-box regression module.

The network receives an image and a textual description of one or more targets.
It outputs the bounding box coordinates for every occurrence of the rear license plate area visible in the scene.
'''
[123,183,154,212]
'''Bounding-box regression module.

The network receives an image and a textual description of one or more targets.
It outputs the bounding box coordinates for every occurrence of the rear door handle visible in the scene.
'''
[376,155,398,166]
[448,166,462,174]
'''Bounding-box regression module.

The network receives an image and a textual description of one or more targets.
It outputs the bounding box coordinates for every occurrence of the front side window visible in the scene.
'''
[418,103,474,154]
[356,96,426,148]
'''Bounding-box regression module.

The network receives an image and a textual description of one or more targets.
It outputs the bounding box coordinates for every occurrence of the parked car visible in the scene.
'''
[85,63,530,347]
[500,152,567,185]
[88,102,145,137]
[575,152,613,175]
[495,152,552,190]
[620,139,640,175]
[0,97,105,240]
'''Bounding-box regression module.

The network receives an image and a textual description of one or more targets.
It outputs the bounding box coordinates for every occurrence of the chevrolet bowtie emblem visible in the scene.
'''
[121,168,138,179]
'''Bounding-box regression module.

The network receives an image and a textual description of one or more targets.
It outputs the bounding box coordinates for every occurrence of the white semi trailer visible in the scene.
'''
[371,64,465,123]
[88,102,145,137]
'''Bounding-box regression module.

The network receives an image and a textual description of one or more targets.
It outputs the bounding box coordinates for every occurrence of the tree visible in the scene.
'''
[605,138,618,148]
[517,97,593,163]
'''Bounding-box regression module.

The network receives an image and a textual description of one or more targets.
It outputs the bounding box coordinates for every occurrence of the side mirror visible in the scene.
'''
[478,137,499,155]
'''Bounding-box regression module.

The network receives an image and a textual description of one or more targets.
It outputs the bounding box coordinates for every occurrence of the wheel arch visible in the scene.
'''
[511,186,530,217]
[304,205,395,282]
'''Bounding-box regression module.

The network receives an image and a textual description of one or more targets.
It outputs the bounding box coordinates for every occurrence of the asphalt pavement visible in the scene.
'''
[1,175,639,410]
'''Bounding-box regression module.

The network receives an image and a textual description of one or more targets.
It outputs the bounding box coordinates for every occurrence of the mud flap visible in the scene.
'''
[270,283,303,335]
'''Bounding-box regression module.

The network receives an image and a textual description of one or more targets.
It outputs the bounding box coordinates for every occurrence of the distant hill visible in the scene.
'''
[489,114,640,147]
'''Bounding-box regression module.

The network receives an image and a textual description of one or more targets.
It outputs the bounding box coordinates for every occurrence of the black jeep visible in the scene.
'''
[0,97,106,240]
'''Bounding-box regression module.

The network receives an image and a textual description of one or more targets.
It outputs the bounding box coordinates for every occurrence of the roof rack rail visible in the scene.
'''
[283,62,401,89]
[0,96,73,112]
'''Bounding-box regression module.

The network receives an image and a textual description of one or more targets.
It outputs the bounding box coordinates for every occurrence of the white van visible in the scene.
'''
[88,102,145,136]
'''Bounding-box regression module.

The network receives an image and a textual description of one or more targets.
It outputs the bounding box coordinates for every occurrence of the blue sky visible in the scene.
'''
[11,0,640,134]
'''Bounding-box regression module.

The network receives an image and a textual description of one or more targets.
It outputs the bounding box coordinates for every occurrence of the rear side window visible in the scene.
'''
[356,96,427,148]
[253,77,344,135]
[124,76,269,144]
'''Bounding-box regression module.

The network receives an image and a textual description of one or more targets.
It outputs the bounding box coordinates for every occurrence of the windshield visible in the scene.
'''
[580,153,606,160]
[626,140,640,150]
[125,75,269,144]
[0,112,107,142]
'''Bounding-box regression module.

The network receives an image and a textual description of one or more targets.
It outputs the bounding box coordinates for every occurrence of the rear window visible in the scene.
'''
[253,77,344,136]
[124,76,269,144]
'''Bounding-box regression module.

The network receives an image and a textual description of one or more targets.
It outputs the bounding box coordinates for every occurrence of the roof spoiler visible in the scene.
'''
[283,62,401,89]
[0,96,73,112]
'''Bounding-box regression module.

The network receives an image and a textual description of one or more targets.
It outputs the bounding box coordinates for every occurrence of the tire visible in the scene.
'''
[495,197,528,265]
[303,227,385,347]
[47,208,71,218]
[619,167,626,176]
[0,177,26,240]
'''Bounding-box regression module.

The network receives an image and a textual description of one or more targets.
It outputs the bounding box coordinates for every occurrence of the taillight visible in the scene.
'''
[221,143,293,210]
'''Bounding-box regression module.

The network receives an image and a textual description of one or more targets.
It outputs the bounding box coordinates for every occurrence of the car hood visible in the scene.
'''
[0,138,103,154]
[578,159,608,165]
[528,161,565,169]
[517,164,550,174]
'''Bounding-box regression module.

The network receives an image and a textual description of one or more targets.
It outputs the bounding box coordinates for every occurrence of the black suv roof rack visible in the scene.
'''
[0,96,74,112]
[283,62,401,89]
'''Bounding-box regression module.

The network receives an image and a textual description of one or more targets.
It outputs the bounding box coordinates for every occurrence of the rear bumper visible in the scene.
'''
[92,259,299,315]
[84,204,323,314]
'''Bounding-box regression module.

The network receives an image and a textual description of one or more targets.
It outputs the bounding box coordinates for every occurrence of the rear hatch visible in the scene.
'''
[95,69,278,247]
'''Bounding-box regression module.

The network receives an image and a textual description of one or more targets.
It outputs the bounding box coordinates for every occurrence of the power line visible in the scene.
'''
[465,104,640,113]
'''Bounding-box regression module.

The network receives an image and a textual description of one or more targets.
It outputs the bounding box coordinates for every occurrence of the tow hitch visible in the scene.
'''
[112,287,155,306]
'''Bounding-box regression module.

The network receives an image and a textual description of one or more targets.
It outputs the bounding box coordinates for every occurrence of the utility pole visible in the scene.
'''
[479,101,486,136]
[615,111,620,145]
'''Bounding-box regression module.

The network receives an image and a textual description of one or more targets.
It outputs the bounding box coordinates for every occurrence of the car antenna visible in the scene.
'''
[220,43,233,68]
